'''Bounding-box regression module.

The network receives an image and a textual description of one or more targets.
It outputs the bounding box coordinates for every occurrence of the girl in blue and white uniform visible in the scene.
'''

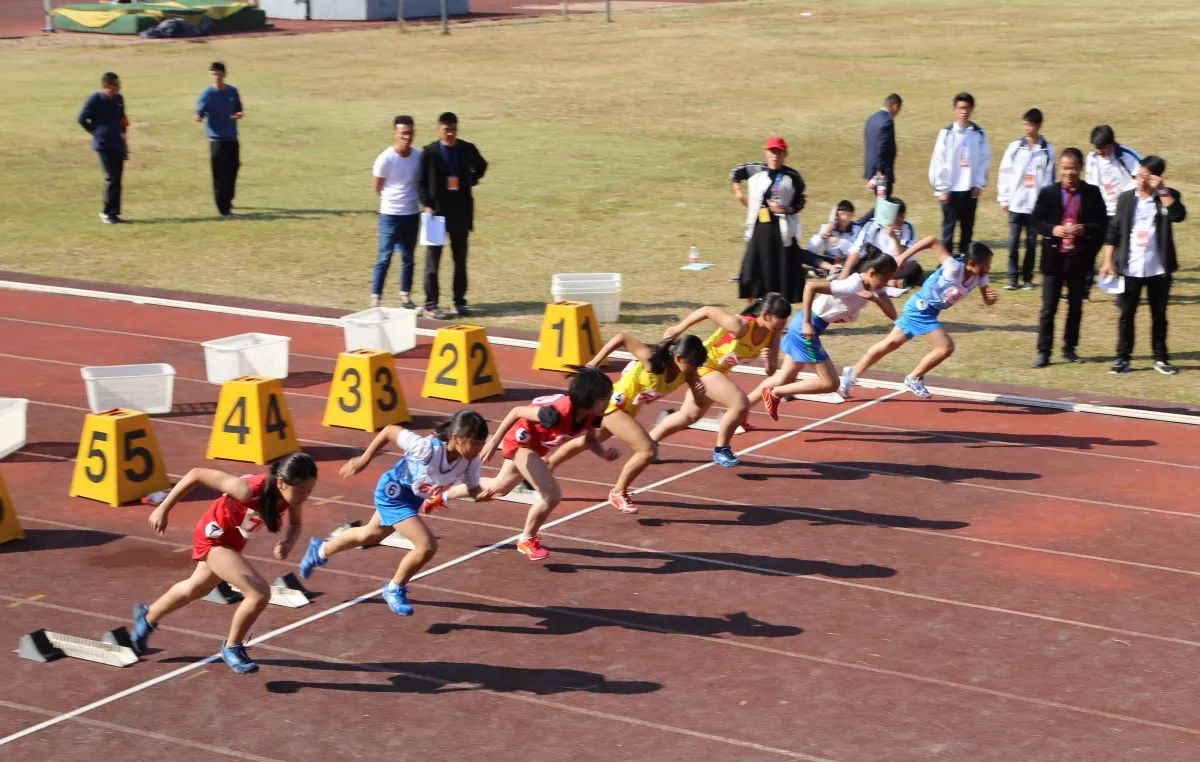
[298,410,488,616]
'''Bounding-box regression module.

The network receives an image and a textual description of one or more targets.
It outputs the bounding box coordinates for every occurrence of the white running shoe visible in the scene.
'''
[838,366,857,398]
[904,375,932,399]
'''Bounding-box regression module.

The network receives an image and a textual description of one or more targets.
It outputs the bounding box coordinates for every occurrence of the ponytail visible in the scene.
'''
[740,292,792,320]
[565,365,614,409]
[434,409,489,442]
[647,333,707,374]
[260,451,318,533]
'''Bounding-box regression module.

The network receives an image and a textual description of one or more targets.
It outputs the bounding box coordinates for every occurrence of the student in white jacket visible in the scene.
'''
[1085,124,1140,220]
[997,108,1055,290]
[928,92,991,254]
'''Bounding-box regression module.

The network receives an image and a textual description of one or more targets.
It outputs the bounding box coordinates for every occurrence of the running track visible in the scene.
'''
[1,285,1199,761]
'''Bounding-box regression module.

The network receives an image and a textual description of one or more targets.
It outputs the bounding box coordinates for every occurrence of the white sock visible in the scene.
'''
[316,543,327,562]
[385,581,401,592]
[518,533,532,542]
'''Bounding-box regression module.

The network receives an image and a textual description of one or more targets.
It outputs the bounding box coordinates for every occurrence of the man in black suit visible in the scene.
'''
[418,111,488,319]
[1098,155,1187,375]
[863,93,902,197]
[1030,147,1107,368]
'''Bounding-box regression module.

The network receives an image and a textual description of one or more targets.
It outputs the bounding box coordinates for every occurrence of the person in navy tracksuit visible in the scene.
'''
[78,72,129,223]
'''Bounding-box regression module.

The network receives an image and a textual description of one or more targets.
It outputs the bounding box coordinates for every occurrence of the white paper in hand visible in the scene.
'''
[1096,274,1124,295]
[419,212,446,246]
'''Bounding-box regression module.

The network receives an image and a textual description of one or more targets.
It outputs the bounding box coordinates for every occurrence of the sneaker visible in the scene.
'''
[420,492,447,514]
[837,366,857,398]
[1003,282,1019,291]
[382,584,413,616]
[713,446,741,468]
[452,304,472,318]
[100,212,115,224]
[130,603,156,655]
[1109,358,1131,374]
[904,375,933,399]
[516,535,550,561]
[422,306,447,320]
[1021,281,1036,291]
[1062,349,1083,364]
[298,537,326,580]
[370,295,381,308]
[398,294,417,310]
[609,490,638,515]
[219,641,259,674]
[761,387,781,421]
[1153,360,1179,376]
[1032,353,1049,368]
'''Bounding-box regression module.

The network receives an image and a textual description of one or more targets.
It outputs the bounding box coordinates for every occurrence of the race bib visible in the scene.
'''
[959,152,971,168]
[384,481,404,499]
[204,521,224,539]
[447,176,460,191]
[1135,228,1150,249]
[610,392,627,409]
[410,477,434,497]
[632,390,660,405]
[236,510,263,538]
[1023,172,1035,189]
[514,428,532,443]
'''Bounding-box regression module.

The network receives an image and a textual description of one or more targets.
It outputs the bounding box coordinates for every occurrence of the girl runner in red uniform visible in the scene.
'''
[130,452,318,674]
[440,366,616,561]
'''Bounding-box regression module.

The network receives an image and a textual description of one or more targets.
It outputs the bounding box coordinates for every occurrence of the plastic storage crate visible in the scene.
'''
[341,307,417,354]
[80,364,176,414]
[201,333,290,384]
[0,397,29,459]
[551,273,622,323]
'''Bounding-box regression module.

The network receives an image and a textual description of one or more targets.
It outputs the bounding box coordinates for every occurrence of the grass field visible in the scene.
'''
[1,0,1197,405]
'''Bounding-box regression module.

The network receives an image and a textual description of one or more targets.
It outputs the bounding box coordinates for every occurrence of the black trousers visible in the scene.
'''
[210,140,240,215]
[97,150,124,217]
[424,215,470,309]
[939,190,977,254]
[1006,211,1037,285]
[1117,274,1172,362]
[1036,264,1088,355]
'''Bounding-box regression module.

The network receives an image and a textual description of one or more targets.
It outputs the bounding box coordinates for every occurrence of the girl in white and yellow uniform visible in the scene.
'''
[649,293,791,467]
[547,332,707,515]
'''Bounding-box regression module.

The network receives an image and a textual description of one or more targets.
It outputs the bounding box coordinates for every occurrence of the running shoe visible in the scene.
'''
[761,387,781,421]
[130,603,155,655]
[420,492,448,514]
[516,536,550,560]
[1154,360,1179,376]
[298,536,326,580]
[219,641,259,674]
[382,584,413,616]
[609,490,638,514]
[713,446,741,468]
[904,375,933,399]
[838,366,857,398]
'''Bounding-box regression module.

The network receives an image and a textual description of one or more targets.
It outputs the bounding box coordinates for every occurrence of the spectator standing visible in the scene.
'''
[1085,125,1140,220]
[418,112,488,319]
[195,62,243,218]
[731,137,807,303]
[997,108,1055,290]
[928,92,991,253]
[371,115,423,309]
[1099,156,1187,375]
[1030,147,1106,368]
[78,71,129,224]
[863,93,902,198]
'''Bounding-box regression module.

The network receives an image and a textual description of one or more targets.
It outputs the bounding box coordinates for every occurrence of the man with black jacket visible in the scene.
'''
[78,72,129,224]
[1098,156,1187,375]
[417,112,488,319]
[863,93,901,197]
[1030,147,1107,368]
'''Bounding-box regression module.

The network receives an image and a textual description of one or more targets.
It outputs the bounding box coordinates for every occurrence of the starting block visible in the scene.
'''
[0,468,23,544]
[421,325,504,403]
[533,302,601,372]
[207,376,300,464]
[498,483,541,505]
[329,519,416,551]
[785,391,845,405]
[69,409,169,507]
[203,573,313,608]
[18,627,138,667]
[655,409,747,436]
[323,350,410,432]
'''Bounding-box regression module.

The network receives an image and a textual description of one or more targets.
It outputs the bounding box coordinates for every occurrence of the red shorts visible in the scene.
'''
[501,439,547,461]
[191,507,248,562]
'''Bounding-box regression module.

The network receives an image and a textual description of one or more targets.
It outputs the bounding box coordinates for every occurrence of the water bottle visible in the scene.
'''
[141,490,170,507]
[875,173,887,198]
[688,244,700,265]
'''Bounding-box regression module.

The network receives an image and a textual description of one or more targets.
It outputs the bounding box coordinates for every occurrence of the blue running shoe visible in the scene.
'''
[131,602,155,655]
[382,584,413,616]
[298,536,326,580]
[713,446,741,468]
[220,641,259,674]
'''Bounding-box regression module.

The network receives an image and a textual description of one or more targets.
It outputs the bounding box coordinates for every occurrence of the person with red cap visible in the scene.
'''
[729,137,807,303]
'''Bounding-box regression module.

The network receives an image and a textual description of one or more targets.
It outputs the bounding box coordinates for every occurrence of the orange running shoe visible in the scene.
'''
[609,490,638,514]
[761,387,781,421]
[516,535,550,560]
[420,493,447,514]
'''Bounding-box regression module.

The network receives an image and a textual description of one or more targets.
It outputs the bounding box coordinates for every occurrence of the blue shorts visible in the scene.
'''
[780,313,830,363]
[373,475,421,526]
[895,298,943,339]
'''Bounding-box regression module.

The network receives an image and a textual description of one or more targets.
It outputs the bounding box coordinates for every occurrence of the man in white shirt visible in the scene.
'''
[371,115,423,308]
[1085,125,1140,221]
[928,92,991,254]
[1098,156,1187,375]
[997,108,1055,290]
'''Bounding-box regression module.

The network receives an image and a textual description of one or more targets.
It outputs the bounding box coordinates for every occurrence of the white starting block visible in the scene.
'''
[498,484,541,505]
[785,391,845,405]
[687,417,748,435]
[18,627,138,667]
[203,574,313,608]
[330,520,416,550]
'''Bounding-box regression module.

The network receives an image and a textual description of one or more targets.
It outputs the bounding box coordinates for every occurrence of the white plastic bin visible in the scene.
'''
[341,307,417,354]
[202,333,290,384]
[80,364,176,415]
[551,273,622,323]
[0,397,29,459]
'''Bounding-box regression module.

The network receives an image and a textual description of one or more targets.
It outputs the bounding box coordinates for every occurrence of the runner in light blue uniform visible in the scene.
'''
[298,411,488,616]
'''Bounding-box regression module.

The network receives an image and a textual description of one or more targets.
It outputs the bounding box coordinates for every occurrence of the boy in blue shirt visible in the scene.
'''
[195,61,244,218]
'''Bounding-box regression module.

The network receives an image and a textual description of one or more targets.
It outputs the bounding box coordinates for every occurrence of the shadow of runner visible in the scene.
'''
[634,500,969,530]
[0,528,122,553]
[420,600,803,639]
[539,546,896,579]
[806,426,1156,450]
[736,460,1040,483]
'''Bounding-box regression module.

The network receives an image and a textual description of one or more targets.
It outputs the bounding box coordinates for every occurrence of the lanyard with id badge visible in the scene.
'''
[758,171,784,223]
[441,143,461,191]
